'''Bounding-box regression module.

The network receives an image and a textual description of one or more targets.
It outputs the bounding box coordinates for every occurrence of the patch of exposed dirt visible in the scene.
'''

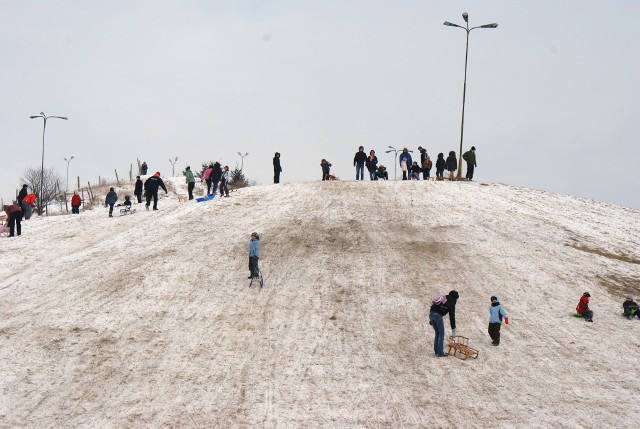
[565,243,640,265]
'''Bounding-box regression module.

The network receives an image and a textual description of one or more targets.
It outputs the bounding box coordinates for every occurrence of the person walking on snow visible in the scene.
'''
[428,290,459,357]
[3,204,23,237]
[354,146,367,180]
[462,146,477,181]
[134,176,143,203]
[248,232,260,279]
[184,166,195,200]
[273,152,282,184]
[399,148,412,180]
[576,291,593,322]
[488,295,509,346]
[366,150,378,181]
[202,165,213,195]
[144,172,168,211]
[105,187,118,217]
[71,191,81,214]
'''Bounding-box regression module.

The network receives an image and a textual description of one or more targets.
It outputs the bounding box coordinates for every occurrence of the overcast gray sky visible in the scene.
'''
[2,1,639,209]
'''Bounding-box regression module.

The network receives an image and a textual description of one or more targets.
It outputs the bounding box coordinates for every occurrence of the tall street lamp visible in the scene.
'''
[237,152,249,171]
[385,146,401,181]
[444,12,497,179]
[30,112,68,214]
[169,156,178,176]
[64,155,75,191]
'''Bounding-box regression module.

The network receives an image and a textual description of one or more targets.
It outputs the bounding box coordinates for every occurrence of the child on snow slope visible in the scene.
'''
[249,232,260,280]
[576,292,593,322]
[488,295,509,346]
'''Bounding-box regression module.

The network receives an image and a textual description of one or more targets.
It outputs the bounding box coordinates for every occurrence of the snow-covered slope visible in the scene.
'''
[1,180,639,427]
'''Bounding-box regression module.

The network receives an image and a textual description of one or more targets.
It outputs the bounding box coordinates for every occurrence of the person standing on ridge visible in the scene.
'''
[428,290,459,357]
[21,193,36,219]
[353,146,367,180]
[17,184,28,207]
[366,150,378,181]
[220,165,230,197]
[211,162,223,195]
[273,152,282,184]
[134,176,143,203]
[418,146,428,177]
[488,295,509,346]
[445,151,457,181]
[202,165,213,195]
[144,172,168,211]
[399,148,412,180]
[71,191,81,214]
[462,146,477,181]
[184,166,195,200]
[140,161,148,175]
[435,153,445,180]
[321,159,332,181]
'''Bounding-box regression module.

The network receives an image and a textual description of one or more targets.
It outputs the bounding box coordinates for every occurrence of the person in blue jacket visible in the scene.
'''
[488,295,509,346]
[104,187,118,218]
[399,148,412,180]
[248,232,260,279]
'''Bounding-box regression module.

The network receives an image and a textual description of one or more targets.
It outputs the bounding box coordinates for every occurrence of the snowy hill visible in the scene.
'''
[1,180,639,427]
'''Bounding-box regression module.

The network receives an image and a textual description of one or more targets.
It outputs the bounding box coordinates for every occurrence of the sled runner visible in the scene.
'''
[446,336,479,360]
[249,270,265,289]
[119,206,136,216]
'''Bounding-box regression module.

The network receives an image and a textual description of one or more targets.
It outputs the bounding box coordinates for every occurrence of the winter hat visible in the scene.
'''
[583,292,591,297]
[251,232,259,239]
[491,295,498,301]
[22,184,28,188]
[154,172,161,177]
[471,146,476,151]
[448,290,459,300]
[110,187,114,191]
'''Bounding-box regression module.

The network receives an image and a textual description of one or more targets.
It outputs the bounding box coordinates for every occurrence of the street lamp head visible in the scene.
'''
[443,21,459,27]
[30,115,42,119]
[480,23,498,28]
[462,12,468,22]
[385,150,393,154]
[71,155,75,159]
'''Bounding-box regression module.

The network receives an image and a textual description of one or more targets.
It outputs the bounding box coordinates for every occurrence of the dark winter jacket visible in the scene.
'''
[211,163,223,182]
[144,176,168,193]
[140,163,148,175]
[134,179,143,196]
[273,155,282,173]
[321,161,332,175]
[17,187,28,205]
[623,299,638,312]
[436,154,445,172]
[366,155,378,171]
[462,150,477,167]
[410,164,422,175]
[420,149,428,165]
[105,189,118,206]
[445,152,457,171]
[354,150,367,165]
[429,291,458,329]
[399,151,412,167]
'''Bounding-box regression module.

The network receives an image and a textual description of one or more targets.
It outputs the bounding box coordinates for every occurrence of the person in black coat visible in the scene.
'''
[273,152,282,184]
[134,176,143,203]
[17,184,28,207]
[435,153,445,180]
[140,162,148,175]
[353,146,367,180]
[428,290,459,357]
[366,150,378,180]
[144,172,168,210]
[445,151,457,181]
[211,162,223,195]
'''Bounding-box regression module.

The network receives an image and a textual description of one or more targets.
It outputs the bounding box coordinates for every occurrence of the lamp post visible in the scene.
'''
[30,112,68,214]
[64,155,75,191]
[169,156,178,176]
[237,152,249,171]
[444,13,497,179]
[385,146,400,181]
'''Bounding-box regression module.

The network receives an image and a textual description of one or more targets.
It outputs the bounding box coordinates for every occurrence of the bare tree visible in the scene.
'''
[21,167,64,215]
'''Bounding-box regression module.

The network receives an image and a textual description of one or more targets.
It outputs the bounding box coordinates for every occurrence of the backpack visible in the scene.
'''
[423,158,432,169]
[432,295,447,306]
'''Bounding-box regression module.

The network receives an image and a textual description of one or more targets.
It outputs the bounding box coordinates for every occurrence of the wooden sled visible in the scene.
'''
[447,336,479,360]
[177,194,188,202]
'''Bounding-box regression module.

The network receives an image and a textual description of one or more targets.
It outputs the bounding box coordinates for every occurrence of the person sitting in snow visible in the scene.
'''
[409,161,422,180]
[488,295,509,346]
[623,296,639,320]
[376,164,388,180]
[576,291,593,322]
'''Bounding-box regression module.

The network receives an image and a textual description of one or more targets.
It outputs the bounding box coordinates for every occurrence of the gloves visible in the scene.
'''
[504,318,509,325]
[451,329,457,338]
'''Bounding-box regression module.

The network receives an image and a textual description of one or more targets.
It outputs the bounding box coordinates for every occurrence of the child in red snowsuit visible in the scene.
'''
[576,292,593,322]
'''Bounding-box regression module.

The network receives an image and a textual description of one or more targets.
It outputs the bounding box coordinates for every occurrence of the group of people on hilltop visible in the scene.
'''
[348,146,477,181]
[198,162,230,198]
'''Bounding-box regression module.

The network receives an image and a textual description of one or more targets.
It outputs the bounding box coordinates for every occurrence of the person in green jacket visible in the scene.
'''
[462,146,477,181]
[184,166,196,200]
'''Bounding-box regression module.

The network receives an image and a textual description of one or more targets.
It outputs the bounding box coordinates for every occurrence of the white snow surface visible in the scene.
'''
[1,179,640,428]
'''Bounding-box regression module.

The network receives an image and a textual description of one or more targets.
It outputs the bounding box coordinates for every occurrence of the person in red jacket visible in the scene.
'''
[3,204,23,237]
[21,193,37,220]
[71,191,81,214]
[576,292,593,322]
